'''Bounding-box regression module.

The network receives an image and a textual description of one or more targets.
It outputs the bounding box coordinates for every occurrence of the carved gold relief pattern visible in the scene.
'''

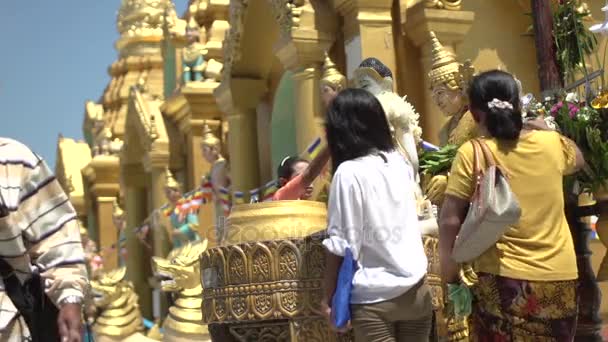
[222,0,249,81]
[278,244,299,280]
[229,322,290,342]
[268,0,304,41]
[202,236,327,324]
[228,249,247,285]
[252,247,272,282]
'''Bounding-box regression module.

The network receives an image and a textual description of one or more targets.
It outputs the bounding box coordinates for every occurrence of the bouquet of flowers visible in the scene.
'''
[523,91,608,194]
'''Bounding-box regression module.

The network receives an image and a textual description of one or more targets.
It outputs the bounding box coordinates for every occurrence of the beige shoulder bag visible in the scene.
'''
[451,139,521,263]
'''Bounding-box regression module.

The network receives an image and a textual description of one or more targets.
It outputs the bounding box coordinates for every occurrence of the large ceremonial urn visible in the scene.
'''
[201,201,349,341]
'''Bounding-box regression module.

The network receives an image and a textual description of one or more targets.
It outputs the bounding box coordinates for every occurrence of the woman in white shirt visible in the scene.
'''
[321,88,432,341]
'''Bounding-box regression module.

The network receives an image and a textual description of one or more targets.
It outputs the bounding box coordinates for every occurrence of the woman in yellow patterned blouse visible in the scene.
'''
[439,70,585,340]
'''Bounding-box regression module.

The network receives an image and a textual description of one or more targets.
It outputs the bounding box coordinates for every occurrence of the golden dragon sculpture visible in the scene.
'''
[152,240,211,342]
[91,267,159,342]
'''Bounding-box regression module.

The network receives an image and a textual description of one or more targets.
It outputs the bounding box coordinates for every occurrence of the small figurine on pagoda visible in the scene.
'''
[164,168,201,249]
[112,199,128,265]
[182,13,207,83]
[200,123,230,239]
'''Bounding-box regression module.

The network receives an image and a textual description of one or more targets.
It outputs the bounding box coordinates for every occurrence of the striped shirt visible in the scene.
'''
[0,138,88,328]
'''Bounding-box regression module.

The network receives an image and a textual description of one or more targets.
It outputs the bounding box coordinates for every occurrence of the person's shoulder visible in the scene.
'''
[0,137,41,167]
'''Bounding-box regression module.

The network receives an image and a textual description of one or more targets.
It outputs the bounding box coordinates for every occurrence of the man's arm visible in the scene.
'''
[301,146,330,186]
[19,158,88,305]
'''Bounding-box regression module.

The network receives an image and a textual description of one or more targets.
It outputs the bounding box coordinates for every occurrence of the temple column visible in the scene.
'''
[97,197,119,270]
[291,67,323,152]
[144,160,171,258]
[122,164,153,319]
[334,0,396,79]
[81,155,121,271]
[405,2,474,145]
[215,78,267,201]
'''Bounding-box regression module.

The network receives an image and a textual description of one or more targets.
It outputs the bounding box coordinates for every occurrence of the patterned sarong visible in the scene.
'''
[470,273,578,341]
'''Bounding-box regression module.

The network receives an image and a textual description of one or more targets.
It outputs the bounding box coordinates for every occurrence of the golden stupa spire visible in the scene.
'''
[165,168,181,190]
[321,52,346,90]
[428,31,460,90]
[202,123,221,148]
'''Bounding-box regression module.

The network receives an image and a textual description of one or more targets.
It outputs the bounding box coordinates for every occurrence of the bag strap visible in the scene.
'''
[475,139,512,178]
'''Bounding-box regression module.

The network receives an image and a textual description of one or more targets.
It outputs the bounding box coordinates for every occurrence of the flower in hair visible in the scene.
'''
[487,98,514,110]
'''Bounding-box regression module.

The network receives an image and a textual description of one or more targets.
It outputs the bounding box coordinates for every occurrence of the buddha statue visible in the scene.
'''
[112,199,128,265]
[200,123,229,241]
[164,168,201,249]
[352,58,422,181]
[320,52,346,108]
[182,14,207,83]
[426,31,478,205]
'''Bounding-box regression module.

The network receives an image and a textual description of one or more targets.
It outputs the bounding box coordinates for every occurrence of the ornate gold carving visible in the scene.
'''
[227,246,248,284]
[229,322,290,341]
[252,246,273,283]
[321,53,346,92]
[278,243,299,280]
[201,235,328,324]
[117,0,171,40]
[91,267,154,341]
[425,0,462,10]
[221,0,249,81]
[152,241,211,341]
[268,0,304,41]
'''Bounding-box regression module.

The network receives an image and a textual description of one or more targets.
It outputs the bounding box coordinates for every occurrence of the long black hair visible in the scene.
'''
[325,88,395,173]
[468,70,523,140]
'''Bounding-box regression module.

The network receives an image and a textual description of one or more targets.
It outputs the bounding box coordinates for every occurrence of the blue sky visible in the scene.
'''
[0,1,188,167]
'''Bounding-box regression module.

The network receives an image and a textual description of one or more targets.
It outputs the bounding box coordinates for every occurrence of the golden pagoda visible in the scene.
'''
[54,0,608,339]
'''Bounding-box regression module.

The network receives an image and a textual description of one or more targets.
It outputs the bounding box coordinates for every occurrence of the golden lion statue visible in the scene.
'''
[91,267,159,342]
[152,240,211,342]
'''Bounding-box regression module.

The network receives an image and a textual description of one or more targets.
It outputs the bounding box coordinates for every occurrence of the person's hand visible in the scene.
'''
[426,175,448,205]
[320,299,351,333]
[523,117,552,131]
[58,303,83,342]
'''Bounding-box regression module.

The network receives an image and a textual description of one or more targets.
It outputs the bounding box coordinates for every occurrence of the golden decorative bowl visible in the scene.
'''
[222,201,327,245]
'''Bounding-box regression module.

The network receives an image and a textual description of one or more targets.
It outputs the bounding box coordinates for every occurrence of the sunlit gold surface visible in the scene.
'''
[202,201,347,340]
[321,53,346,91]
[223,201,328,245]
[152,241,211,341]
[91,267,158,342]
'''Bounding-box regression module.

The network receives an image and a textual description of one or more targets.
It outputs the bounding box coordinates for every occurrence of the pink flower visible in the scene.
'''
[550,101,564,116]
[568,103,579,118]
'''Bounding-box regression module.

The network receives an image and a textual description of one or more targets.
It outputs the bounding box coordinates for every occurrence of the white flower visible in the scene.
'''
[565,92,579,103]
[544,116,558,130]
[544,96,552,102]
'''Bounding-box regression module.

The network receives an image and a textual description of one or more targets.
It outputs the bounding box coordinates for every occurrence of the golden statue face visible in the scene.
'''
[164,187,182,204]
[201,144,220,164]
[431,83,466,117]
[152,241,208,292]
[91,267,128,308]
[320,84,339,109]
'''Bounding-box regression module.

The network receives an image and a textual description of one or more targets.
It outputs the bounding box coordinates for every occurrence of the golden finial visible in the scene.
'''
[165,168,181,190]
[149,114,158,140]
[202,123,221,148]
[428,31,460,90]
[112,198,124,218]
[321,52,346,91]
